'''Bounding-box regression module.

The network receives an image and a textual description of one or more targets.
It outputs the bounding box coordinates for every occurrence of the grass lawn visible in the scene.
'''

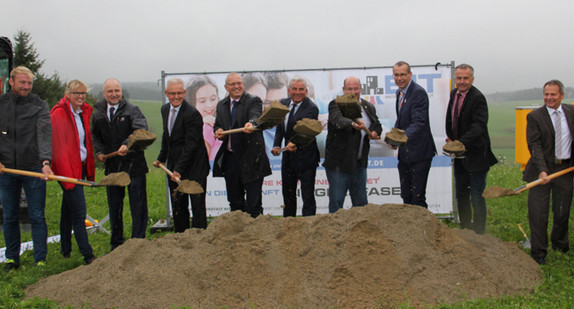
[1,99,573,308]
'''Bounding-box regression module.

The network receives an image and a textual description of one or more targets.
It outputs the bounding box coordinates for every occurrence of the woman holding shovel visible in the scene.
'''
[50,80,96,265]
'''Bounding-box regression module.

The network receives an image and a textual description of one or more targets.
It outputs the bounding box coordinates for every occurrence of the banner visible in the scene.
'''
[162,64,454,217]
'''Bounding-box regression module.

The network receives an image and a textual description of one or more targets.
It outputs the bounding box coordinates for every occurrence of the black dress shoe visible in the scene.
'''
[3,260,20,272]
[533,256,546,265]
[85,256,96,265]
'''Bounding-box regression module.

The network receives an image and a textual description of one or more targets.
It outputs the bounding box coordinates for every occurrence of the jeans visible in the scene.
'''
[325,164,368,213]
[106,174,148,250]
[60,179,94,262]
[454,160,489,234]
[0,170,48,263]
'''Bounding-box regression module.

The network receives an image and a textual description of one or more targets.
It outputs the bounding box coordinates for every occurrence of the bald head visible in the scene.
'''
[103,78,123,105]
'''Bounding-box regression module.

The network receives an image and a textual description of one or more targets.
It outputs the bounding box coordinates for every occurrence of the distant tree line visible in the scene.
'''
[487,87,574,103]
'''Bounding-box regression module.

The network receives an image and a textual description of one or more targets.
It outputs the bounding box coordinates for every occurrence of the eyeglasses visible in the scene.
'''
[71,92,87,96]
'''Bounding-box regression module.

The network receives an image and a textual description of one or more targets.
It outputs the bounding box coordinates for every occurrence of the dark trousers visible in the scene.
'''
[168,177,207,232]
[397,159,432,208]
[60,174,94,263]
[106,174,148,250]
[223,151,264,218]
[454,160,489,234]
[282,165,317,217]
[528,163,573,259]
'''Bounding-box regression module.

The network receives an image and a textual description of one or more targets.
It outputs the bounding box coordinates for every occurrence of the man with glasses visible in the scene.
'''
[390,61,436,209]
[91,78,149,250]
[0,66,52,270]
[153,78,209,232]
[323,76,382,213]
[214,73,271,218]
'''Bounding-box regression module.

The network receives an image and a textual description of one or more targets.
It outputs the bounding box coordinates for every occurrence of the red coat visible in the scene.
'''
[50,97,95,190]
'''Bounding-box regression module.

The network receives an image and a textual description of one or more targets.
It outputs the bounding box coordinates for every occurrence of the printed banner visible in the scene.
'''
[163,65,454,217]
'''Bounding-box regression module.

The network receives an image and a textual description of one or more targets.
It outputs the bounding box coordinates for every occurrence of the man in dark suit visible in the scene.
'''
[445,64,497,234]
[323,76,382,213]
[153,78,210,232]
[522,80,574,265]
[271,76,320,217]
[214,73,272,218]
[390,61,436,208]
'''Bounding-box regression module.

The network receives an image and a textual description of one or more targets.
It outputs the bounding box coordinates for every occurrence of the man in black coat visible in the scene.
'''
[214,73,272,218]
[92,78,149,250]
[391,61,436,208]
[522,80,574,265]
[154,78,210,232]
[271,76,320,217]
[445,64,497,234]
[323,76,382,213]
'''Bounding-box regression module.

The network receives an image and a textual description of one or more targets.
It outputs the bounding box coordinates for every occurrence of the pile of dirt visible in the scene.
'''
[26,204,541,308]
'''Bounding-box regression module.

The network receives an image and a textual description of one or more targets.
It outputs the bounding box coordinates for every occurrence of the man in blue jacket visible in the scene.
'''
[391,61,436,208]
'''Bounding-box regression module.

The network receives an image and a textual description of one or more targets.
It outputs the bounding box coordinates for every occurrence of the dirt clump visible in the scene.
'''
[482,185,517,199]
[98,172,131,186]
[26,204,541,308]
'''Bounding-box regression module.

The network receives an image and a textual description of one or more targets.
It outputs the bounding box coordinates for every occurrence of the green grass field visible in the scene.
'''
[1,99,574,308]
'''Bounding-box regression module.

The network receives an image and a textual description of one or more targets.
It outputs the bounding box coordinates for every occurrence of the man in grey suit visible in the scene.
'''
[523,79,574,265]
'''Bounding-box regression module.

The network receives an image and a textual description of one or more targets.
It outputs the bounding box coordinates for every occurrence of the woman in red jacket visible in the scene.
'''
[51,80,96,264]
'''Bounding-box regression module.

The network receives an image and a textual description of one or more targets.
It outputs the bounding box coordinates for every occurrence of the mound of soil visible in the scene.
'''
[26,204,541,308]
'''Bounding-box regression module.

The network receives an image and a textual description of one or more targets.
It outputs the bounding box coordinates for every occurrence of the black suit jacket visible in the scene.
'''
[274,97,320,172]
[156,100,209,181]
[323,98,382,174]
[523,104,574,182]
[445,86,497,172]
[394,81,436,163]
[213,92,271,183]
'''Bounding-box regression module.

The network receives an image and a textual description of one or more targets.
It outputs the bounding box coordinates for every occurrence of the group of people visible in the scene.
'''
[1,66,150,270]
[0,62,570,270]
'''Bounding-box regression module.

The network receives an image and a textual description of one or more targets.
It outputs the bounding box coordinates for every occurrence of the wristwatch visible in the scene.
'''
[42,161,51,167]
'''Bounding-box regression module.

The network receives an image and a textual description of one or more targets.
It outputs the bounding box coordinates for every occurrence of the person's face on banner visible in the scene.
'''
[225,74,245,100]
[246,82,267,102]
[288,80,307,103]
[195,84,218,117]
[393,65,412,90]
[454,68,474,92]
[165,82,186,108]
[343,77,361,99]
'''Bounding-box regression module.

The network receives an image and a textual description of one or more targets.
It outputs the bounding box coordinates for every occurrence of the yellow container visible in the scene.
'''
[515,106,539,170]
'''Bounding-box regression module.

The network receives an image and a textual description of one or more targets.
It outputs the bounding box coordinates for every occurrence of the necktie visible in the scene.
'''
[452,93,462,139]
[230,100,240,153]
[287,103,297,131]
[398,91,405,110]
[169,108,177,136]
[109,106,115,122]
[554,110,564,159]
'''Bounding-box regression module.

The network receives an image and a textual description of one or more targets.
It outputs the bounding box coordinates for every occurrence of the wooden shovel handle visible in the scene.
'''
[101,151,120,160]
[354,120,380,140]
[515,166,574,193]
[157,163,181,184]
[1,167,98,186]
[219,127,257,136]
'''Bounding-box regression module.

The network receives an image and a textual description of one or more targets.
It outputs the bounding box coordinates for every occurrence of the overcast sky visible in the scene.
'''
[3,0,573,94]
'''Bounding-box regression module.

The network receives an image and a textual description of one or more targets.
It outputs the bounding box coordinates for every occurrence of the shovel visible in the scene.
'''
[483,166,574,198]
[219,100,290,136]
[279,118,323,152]
[334,94,378,139]
[517,223,531,249]
[101,129,157,160]
[0,167,130,187]
[157,163,204,194]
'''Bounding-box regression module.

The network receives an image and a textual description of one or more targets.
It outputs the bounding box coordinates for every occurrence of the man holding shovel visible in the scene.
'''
[0,66,52,270]
[214,73,271,218]
[91,78,149,250]
[271,76,320,217]
[323,76,382,213]
[153,78,209,232]
[445,64,497,234]
[523,80,574,265]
